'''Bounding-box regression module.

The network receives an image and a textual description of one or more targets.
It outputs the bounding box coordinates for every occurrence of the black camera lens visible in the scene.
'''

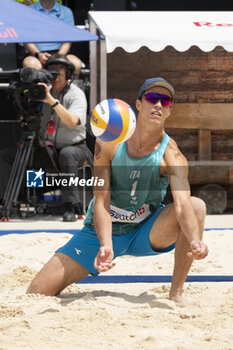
[23,84,45,100]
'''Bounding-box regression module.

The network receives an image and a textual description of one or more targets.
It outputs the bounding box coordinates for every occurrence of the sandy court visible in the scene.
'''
[0,214,233,350]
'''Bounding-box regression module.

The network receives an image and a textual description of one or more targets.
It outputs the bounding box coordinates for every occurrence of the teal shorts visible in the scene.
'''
[56,206,176,276]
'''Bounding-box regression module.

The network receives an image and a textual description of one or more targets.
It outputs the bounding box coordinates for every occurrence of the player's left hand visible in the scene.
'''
[187,240,209,260]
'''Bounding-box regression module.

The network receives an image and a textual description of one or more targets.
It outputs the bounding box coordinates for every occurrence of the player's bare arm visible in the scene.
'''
[93,140,118,272]
[161,139,208,260]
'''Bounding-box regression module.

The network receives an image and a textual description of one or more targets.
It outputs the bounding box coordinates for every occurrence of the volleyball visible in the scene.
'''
[90,98,136,144]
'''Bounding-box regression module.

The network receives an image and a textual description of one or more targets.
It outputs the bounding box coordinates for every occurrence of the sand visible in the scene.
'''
[0,215,233,350]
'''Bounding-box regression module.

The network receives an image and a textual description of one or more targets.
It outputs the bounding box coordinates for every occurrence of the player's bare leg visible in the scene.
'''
[169,197,206,305]
[26,252,89,296]
[149,196,206,305]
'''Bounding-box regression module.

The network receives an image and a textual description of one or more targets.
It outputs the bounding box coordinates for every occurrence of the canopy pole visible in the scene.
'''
[100,39,107,101]
[89,19,97,112]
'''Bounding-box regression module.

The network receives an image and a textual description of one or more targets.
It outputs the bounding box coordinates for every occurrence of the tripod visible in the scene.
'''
[1,130,35,221]
[0,127,59,221]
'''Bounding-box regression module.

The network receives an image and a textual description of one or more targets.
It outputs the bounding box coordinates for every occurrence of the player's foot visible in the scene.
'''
[169,291,191,307]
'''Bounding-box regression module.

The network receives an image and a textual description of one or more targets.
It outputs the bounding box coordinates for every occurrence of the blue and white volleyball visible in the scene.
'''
[90,98,136,144]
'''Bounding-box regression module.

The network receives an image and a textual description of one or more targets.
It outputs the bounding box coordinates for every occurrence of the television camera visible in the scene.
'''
[7,67,59,130]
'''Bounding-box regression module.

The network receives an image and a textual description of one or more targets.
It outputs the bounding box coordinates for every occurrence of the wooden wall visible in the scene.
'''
[107,46,233,162]
[107,46,233,105]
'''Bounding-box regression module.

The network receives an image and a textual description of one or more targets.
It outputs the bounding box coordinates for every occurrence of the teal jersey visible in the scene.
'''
[84,133,170,235]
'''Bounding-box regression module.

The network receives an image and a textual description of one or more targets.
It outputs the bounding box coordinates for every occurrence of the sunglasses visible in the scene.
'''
[143,92,172,107]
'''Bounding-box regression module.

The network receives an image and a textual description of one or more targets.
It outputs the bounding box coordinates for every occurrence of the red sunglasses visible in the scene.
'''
[143,92,172,107]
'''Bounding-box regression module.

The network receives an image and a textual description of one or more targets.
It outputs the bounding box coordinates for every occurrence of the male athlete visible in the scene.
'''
[27,77,208,305]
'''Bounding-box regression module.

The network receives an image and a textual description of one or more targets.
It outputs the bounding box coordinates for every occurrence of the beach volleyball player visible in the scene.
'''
[27,77,208,305]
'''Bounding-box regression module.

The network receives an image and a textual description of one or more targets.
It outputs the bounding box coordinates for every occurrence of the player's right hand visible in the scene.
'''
[187,240,209,260]
[94,245,116,273]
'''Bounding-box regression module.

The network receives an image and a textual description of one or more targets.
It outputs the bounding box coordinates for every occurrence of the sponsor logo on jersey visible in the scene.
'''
[110,204,151,223]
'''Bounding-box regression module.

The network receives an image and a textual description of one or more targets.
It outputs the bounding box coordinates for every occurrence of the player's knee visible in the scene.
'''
[190,196,206,219]
[26,279,42,295]
[26,279,57,296]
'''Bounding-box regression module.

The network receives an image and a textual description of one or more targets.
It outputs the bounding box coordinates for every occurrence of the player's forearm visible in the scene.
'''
[94,202,113,247]
[174,200,201,243]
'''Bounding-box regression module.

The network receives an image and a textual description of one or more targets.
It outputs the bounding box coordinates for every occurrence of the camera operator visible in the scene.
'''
[0,54,93,221]
[39,54,93,221]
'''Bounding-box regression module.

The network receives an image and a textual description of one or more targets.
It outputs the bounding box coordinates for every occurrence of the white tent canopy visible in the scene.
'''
[89,11,233,109]
[90,11,233,53]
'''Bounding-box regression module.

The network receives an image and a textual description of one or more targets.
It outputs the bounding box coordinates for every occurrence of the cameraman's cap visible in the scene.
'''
[138,77,175,100]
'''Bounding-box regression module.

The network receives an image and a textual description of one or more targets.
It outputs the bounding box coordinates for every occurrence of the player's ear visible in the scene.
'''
[135,99,141,111]
[166,105,172,119]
